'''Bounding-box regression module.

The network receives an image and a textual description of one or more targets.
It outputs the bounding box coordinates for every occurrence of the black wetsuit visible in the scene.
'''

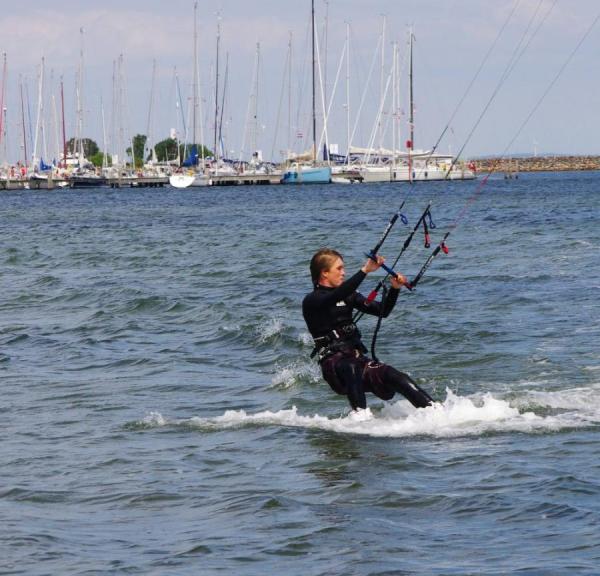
[302,269,433,410]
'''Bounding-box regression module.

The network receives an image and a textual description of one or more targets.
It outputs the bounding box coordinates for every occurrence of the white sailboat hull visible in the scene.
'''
[169,173,210,188]
[359,166,392,183]
[392,164,476,181]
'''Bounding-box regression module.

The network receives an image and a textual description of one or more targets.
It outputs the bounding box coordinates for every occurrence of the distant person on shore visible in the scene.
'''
[302,248,434,411]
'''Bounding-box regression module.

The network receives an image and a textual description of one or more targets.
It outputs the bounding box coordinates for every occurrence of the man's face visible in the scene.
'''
[321,257,345,288]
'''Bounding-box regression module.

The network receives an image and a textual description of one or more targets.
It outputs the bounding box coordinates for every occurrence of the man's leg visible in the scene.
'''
[365,363,433,408]
[334,357,367,410]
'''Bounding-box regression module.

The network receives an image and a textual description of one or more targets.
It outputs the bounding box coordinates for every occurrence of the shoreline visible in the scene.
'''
[472,155,600,173]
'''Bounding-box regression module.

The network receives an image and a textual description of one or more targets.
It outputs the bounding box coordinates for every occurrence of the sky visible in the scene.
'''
[1,0,599,164]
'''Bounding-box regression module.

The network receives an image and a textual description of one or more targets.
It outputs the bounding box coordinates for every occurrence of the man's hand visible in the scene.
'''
[390,273,409,289]
[362,254,384,274]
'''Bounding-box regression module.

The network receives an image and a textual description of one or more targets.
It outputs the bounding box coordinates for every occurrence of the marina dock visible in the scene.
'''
[107,176,168,188]
[209,173,282,186]
[0,176,169,190]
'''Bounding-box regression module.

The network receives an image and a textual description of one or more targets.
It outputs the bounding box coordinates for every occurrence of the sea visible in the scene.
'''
[2,171,600,575]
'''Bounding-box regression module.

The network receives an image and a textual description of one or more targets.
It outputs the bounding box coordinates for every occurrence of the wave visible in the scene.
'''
[135,385,600,438]
[270,360,322,389]
[255,317,285,343]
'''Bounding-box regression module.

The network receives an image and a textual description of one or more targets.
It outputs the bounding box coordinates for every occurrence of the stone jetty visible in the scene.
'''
[473,155,600,173]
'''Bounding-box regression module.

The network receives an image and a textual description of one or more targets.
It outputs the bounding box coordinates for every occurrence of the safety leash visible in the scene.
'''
[370,284,387,363]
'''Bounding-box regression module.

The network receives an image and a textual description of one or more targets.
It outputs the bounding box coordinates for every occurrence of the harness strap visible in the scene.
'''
[310,323,362,359]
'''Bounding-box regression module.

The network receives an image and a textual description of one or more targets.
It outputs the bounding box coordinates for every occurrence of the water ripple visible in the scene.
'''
[2,177,600,575]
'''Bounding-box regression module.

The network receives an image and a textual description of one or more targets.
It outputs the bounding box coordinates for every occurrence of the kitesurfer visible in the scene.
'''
[303,248,433,411]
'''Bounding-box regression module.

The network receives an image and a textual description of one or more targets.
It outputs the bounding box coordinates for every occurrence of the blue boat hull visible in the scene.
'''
[281,166,332,184]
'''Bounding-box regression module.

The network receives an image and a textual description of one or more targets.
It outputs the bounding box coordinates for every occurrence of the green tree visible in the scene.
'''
[126,134,147,169]
[66,137,99,158]
[90,152,111,168]
[154,138,179,163]
[153,138,212,165]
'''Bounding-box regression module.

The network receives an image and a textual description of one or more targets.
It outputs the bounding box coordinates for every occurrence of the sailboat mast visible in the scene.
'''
[20,78,28,168]
[77,28,85,163]
[379,16,386,151]
[288,32,293,157]
[101,98,108,170]
[311,0,317,164]
[409,30,414,151]
[218,52,229,160]
[192,1,198,151]
[408,28,414,182]
[174,67,186,164]
[213,16,221,161]
[0,53,6,155]
[253,43,260,158]
[117,54,126,167]
[323,0,329,160]
[2,108,6,168]
[345,23,350,166]
[392,41,397,173]
[60,77,66,167]
[33,57,45,169]
[0,53,7,168]
[146,59,157,163]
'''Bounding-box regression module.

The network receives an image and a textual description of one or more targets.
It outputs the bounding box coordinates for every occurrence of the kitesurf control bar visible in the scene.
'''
[362,202,432,303]
[364,253,413,292]
[364,252,400,279]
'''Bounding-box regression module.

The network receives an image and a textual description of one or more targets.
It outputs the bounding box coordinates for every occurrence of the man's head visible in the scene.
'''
[310,248,345,288]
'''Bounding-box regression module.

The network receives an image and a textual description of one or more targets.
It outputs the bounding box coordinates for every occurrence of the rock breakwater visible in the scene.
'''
[473,155,600,173]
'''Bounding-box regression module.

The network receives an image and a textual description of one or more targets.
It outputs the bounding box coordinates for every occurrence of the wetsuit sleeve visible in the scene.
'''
[351,286,399,318]
[313,270,367,306]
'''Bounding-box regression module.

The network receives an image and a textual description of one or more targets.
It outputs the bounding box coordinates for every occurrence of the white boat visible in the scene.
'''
[331,165,363,183]
[169,171,210,188]
[447,162,477,180]
[390,32,475,183]
[359,164,392,183]
[392,153,476,181]
[168,3,211,190]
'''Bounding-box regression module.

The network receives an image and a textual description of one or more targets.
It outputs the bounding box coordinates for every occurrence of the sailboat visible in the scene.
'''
[391,30,475,182]
[68,29,107,188]
[351,18,395,183]
[281,0,331,184]
[169,2,210,188]
[169,144,209,187]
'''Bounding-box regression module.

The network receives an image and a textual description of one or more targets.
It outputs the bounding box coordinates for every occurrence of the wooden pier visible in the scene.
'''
[209,173,282,186]
[0,173,281,190]
[106,176,169,188]
[0,175,169,190]
[0,177,68,190]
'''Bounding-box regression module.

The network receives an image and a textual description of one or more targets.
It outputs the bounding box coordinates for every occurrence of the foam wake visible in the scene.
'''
[140,386,600,438]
